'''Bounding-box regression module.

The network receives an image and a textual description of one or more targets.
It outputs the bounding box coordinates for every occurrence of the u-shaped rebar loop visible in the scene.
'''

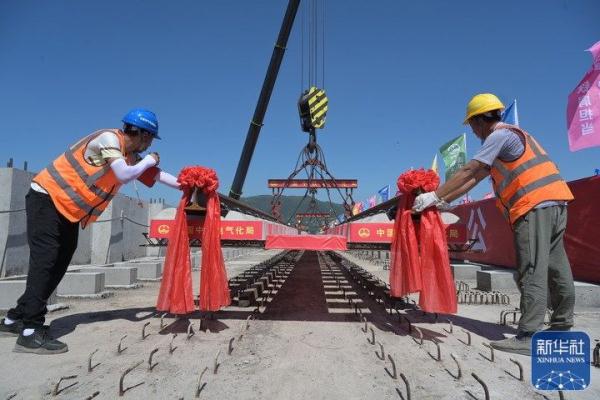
[471,373,490,400]
[458,329,471,346]
[362,316,368,333]
[412,326,423,346]
[385,354,397,379]
[187,322,195,340]
[500,310,508,324]
[505,358,524,381]
[213,350,221,374]
[148,348,159,371]
[195,366,209,398]
[368,327,376,345]
[141,322,151,340]
[246,315,253,330]
[52,375,78,396]
[119,361,144,396]
[117,335,128,354]
[88,348,100,372]
[375,341,385,360]
[427,341,442,361]
[396,373,411,400]
[445,353,462,380]
[85,391,100,400]
[443,319,453,334]
[228,337,235,355]
[479,343,495,362]
[160,313,167,329]
[169,334,178,354]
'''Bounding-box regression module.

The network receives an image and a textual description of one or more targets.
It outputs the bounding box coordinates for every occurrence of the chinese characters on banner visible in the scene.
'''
[149,219,263,240]
[567,40,600,151]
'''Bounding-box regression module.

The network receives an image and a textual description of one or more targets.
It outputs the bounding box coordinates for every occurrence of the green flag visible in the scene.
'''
[439,133,467,182]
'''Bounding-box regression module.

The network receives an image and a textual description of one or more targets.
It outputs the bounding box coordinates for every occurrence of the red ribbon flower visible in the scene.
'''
[397,168,439,195]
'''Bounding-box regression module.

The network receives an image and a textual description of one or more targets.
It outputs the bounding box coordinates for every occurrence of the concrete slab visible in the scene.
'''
[476,269,518,291]
[120,261,162,280]
[574,281,600,308]
[451,263,482,280]
[0,277,57,310]
[80,266,137,287]
[57,272,105,296]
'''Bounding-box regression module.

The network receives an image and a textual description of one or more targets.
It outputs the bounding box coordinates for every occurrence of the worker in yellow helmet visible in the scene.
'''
[413,93,575,356]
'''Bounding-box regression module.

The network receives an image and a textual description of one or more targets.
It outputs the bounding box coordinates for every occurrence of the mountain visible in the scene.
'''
[241,195,345,232]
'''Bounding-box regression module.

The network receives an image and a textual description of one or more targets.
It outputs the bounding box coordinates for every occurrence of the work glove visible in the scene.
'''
[412,191,441,212]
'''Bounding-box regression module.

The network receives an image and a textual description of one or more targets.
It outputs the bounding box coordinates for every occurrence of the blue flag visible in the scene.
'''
[378,185,390,202]
[501,99,519,126]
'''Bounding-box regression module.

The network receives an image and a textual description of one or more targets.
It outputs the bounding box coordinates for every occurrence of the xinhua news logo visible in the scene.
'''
[531,331,590,391]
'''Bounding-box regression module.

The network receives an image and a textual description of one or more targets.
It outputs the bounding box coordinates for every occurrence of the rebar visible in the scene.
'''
[375,341,385,360]
[412,326,423,346]
[368,327,375,345]
[195,367,209,398]
[427,341,441,361]
[52,375,78,396]
[170,334,178,354]
[118,335,128,354]
[228,337,235,355]
[479,343,495,362]
[119,360,144,396]
[213,350,221,374]
[505,358,524,381]
[85,391,100,400]
[443,319,453,334]
[459,329,471,346]
[385,354,397,379]
[445,353,462,380]
[187,322,195,339]
[88,348,100,372]
[396,373,411,400]
[160,313,167,329]
[148,348,159,371]
[471,373,490,400]
[142,322,150,340]
[361,316,368,333]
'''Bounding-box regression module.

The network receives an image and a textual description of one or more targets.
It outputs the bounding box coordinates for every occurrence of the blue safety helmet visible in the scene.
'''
[122,108,160,139]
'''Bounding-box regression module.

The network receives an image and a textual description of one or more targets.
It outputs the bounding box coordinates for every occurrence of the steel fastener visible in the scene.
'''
[213,350,221,374]
[396,373,411,400]
[170,334,178,354]
[52,375,78,396]
[117,335,128,354]
[228,337,235,355]
[479,343,495,362]
[119,360,144,396]
[412,326,423,346]
[427,341,441,361]
[443,319,453,334]
[195,367,209,398]
[471,373,490,400]
[385,354,397,379]
[148,348,159,371]
[375,341,385,360]
[505,358,524,381]
[368,327,376,345]
[142,322,151,340]
[445,353,462,380]
[88,348,100,372]
[458,329,471,346]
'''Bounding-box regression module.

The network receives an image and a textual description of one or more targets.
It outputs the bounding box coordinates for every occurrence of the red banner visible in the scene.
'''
[451,176,600,284]
[347,222,467,245]
[265,234,347,250]
[150,219,263,241]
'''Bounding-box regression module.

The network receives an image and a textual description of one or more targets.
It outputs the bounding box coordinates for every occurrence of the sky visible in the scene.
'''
[1,0,599,207]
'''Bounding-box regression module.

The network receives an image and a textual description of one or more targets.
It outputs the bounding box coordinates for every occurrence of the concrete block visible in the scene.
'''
[0,277,57,310]
[574,281,600,308]
[58,272,105,296]
[451,263,482,280]
[476,270,518,291]
[81,266,137,287]
[121,261,162,280]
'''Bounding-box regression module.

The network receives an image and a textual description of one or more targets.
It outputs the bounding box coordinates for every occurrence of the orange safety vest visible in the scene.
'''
[490,123,574,224]
[33,129,127,227]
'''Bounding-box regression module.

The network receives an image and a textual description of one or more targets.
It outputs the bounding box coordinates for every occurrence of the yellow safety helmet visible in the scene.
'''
[463,93,505,124]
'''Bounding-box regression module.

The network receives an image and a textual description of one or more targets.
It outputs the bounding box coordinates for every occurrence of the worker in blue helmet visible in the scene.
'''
[0,108,180,355]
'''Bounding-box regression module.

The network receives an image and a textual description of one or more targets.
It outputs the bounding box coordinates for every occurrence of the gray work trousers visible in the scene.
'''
[513,205,575,333]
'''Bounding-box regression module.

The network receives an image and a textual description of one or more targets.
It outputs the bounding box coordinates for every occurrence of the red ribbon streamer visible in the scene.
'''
[389,169,457,314]
[156,166,230,314]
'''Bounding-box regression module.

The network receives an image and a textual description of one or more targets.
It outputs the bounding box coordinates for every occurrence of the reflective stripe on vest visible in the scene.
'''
[490,123,573,223]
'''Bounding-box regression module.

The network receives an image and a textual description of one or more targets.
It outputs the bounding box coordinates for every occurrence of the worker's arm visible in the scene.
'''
[154,170,181,189]
[412,160,489,212]
[436,160,490,202]
[108,154,158,184]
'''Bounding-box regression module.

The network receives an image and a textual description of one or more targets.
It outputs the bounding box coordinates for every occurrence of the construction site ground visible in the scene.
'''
[1,249,599,400]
